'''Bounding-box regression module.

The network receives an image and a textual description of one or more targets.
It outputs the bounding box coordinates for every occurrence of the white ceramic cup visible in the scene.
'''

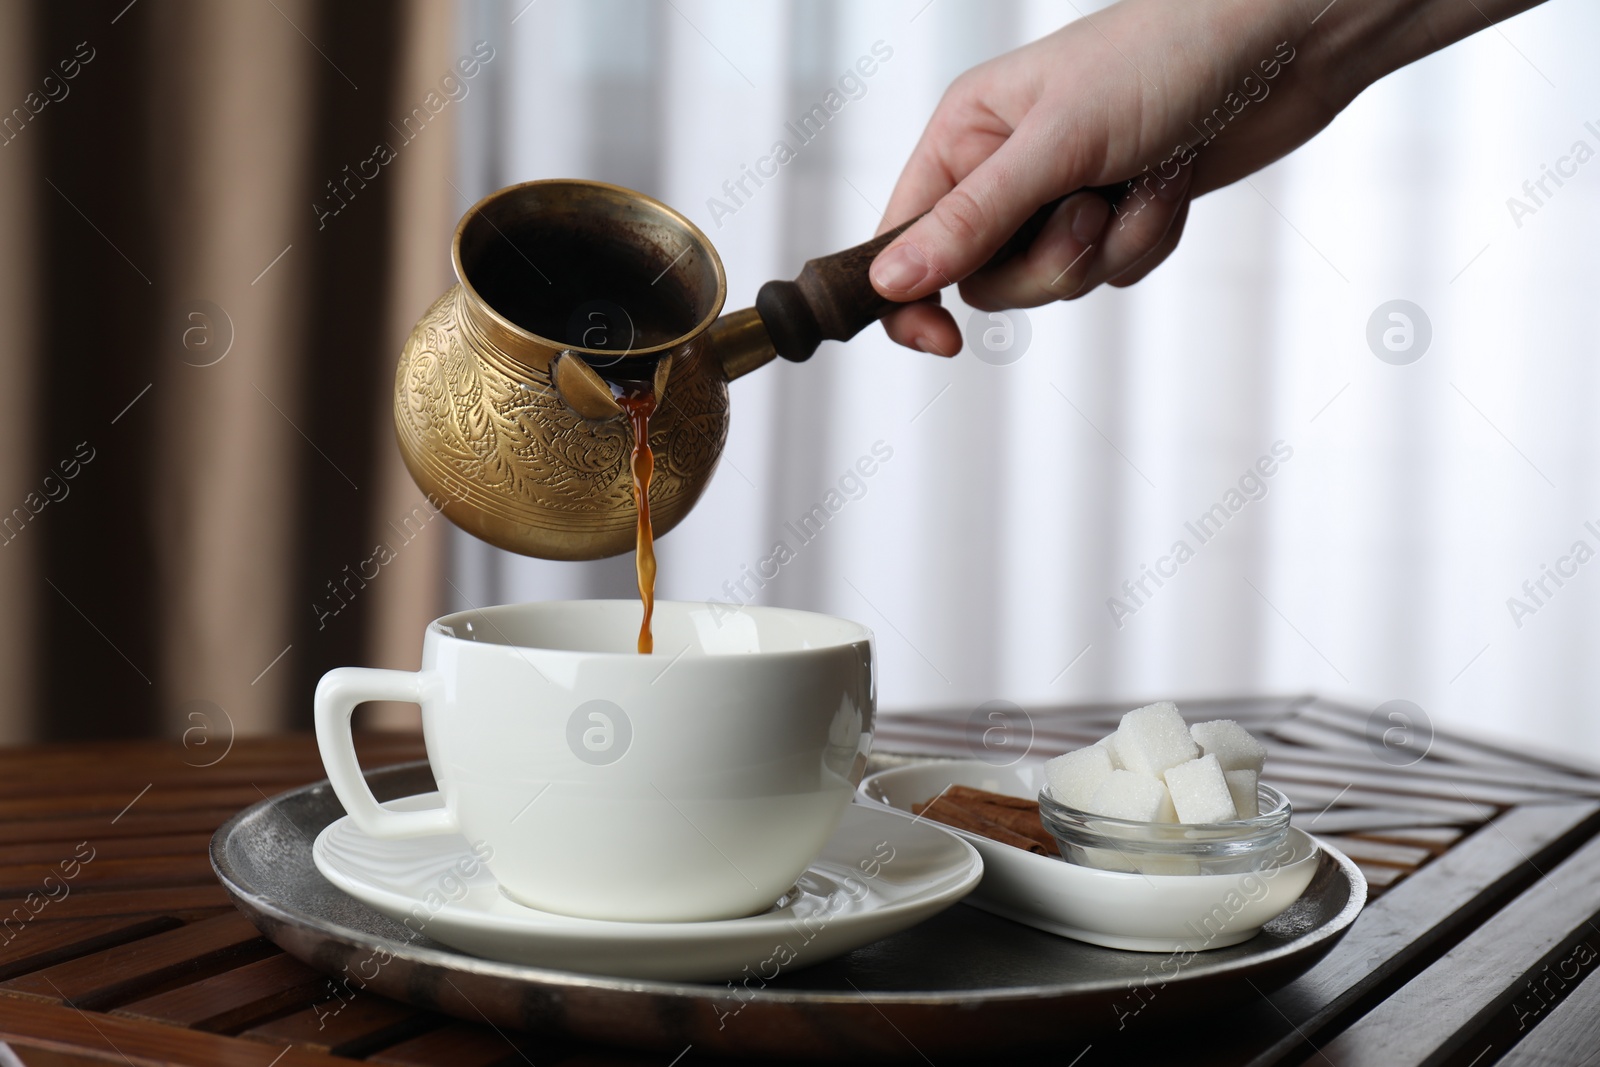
[314,600,874,923]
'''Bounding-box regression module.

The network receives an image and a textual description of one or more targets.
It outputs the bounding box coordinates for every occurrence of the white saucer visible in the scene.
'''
[859,760,1340,952]
[313,794,982,981]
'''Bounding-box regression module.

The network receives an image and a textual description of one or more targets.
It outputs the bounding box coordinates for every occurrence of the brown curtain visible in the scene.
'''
[0,0,457,742]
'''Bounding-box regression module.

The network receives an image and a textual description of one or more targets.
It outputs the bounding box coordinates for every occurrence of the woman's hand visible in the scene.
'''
[871,0,1545,354]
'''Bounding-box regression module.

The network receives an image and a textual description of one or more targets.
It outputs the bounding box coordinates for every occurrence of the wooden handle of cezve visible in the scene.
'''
[755,194,1071,362]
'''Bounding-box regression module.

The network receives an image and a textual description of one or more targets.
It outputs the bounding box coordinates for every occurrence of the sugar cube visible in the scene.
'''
[1110,702,1199,778]
[1225,769,1260,818]
[1045,745,1116,811]
[1190,719,1267,773]
[1087,769,1178,823]
[1163,754,1237,824]
[1096,738,1124,770]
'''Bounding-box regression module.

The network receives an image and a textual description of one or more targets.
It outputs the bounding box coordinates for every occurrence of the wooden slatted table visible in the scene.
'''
[0,696,1597,1065]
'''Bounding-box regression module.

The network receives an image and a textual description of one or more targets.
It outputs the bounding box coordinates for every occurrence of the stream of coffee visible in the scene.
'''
[618,388,657,654]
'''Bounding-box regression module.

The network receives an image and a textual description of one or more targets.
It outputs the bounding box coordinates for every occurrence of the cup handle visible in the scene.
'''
[314,666,457,838]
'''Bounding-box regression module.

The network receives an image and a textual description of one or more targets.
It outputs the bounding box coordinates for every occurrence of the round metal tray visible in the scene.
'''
[210,761,1366,1060]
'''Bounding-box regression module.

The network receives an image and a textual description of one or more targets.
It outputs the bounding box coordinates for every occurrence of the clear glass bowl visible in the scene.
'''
[1037,783,1293,876]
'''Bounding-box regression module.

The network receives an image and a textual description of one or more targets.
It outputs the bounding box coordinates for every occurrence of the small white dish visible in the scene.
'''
[858,760,1335,952]
[314,793,981,981]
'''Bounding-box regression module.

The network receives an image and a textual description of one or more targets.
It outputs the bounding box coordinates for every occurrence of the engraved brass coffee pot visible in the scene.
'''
[394,178,943,560]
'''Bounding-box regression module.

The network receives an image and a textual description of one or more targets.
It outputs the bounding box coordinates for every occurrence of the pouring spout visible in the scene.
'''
[550,351,624,419]
[707,307,778,381]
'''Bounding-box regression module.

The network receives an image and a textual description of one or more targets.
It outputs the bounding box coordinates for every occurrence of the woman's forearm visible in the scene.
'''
[1185,0,1549,196]
[1302,0,1549,110]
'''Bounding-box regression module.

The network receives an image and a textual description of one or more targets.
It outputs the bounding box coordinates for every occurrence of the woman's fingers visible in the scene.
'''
[880,176,1190,353]
[956,162,1189,311]
[870,115,1088,304]
[879,297,961,356]
[876,86,1010,238]
[881,165,1191,354]
[1107,197,1191,288]
[1070,164,1193,296]
[957,190,1112,310]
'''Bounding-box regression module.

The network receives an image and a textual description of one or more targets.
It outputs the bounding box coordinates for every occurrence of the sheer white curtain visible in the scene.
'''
[452,0,1600,760]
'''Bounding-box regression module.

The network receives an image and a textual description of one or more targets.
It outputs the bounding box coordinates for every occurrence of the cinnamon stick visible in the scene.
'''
[947,784,1038,811]
[934,783,1056,851]
[962,800,1057,853]
[913,792,1057,855]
